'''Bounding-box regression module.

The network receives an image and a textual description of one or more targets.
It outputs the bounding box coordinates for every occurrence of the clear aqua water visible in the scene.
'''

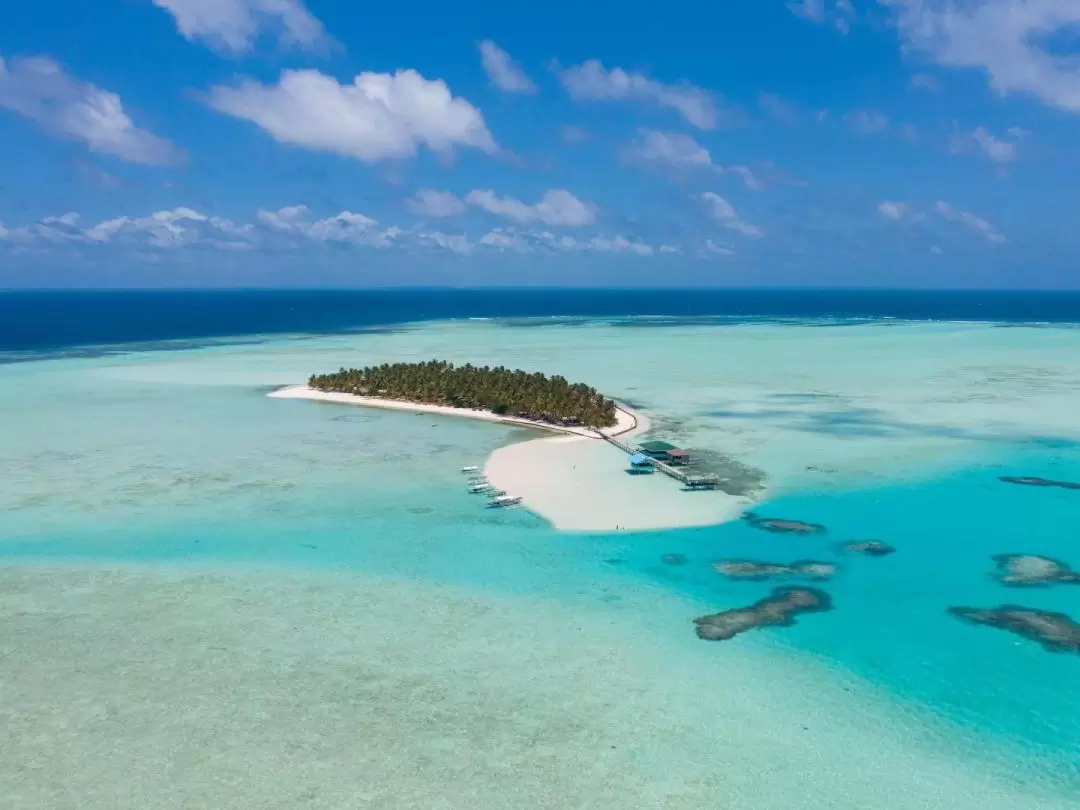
[3,295,1080,805]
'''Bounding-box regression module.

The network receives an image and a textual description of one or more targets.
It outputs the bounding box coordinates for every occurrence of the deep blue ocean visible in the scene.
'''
[5,288,1080,353]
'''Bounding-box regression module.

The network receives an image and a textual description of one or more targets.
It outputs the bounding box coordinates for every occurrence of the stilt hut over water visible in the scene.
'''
[637,440,691,465]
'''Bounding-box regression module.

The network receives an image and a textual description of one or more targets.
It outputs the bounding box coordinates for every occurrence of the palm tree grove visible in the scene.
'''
[309,360,618,428]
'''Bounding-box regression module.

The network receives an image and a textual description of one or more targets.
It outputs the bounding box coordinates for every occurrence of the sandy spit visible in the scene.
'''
[269,385,748,532]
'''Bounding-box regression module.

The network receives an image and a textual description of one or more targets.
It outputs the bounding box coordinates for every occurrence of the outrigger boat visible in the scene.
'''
[469,482,495,493]
[461,465,479,473]
[487,494,522,508]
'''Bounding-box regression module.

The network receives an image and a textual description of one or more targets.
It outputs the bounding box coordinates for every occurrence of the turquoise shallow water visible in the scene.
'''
[3,317,1080,804]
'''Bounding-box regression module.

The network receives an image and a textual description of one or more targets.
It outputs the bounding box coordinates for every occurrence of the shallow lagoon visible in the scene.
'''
[2,317,1080,807]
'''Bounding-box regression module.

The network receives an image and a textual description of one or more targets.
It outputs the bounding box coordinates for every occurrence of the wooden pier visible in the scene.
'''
[598,432,721,489]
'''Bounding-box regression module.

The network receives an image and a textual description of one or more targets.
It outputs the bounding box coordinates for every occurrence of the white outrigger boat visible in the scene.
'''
[461,465,479,473]
[468,482,495,493]
[487,494,522,508]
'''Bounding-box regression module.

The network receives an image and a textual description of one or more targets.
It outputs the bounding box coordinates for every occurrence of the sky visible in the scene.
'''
[2,0,1080,288]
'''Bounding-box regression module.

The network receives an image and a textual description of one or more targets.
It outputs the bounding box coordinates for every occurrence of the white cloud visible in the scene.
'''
[935,200,1006,243]
[81,207,254,248]
[406,189,466,218]
[623,129,715,168]
[0,56,179,165]
[466,189,595,226]
[725,165,763,191]
[883,0,1080,112]
[478,229,531,252]
[971,127,1018,163]
[844,110,889,134]
[554,60,719,129]
[418,231,471,254]
[701,192,764,238]
[151,0,325,53]
[207,68,497,162]
[789,0,856,33]
[878,201,908,220]
[478,40,536,94]
[949,126,1024,164]
[620,131,761,189]
[583,235,654,255]
[878,199,1007,244]
[256,204,309,230]
[704,239,736,256]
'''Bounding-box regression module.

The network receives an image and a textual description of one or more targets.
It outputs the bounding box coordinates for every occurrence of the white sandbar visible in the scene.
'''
[270,385,747,532]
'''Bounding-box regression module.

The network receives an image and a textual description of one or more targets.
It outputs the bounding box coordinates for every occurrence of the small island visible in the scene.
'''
[309,360,618,428]
[694,587,833,642]
[712,559,836,582]
[948,605,1080,655]
[990,554,1080,588]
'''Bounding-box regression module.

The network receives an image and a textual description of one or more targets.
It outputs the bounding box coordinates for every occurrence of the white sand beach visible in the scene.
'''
[269,385,749,532]
[268,385,639,438]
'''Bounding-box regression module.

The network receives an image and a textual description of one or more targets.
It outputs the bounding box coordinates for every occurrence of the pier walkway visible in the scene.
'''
[597,432,721,490]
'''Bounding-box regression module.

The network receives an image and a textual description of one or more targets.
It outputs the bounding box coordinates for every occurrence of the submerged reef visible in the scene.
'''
[712,559,836,582]
[694,587,833,642]
[991,554,1080,587]
[742,512,826,535]
[999,476,1080,491]
[840,540,896,557]
[947,605,1080,654]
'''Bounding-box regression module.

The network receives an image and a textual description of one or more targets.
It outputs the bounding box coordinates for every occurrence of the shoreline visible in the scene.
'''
[270,385,747,533]
[267,385,641,439]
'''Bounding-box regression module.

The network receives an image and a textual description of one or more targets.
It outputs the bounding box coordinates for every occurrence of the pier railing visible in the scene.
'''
[595,431,720,489]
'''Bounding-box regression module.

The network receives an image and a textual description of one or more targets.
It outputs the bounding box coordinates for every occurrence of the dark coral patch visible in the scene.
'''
[694,587,833,642]
[948,605,1080,655]
[712,559,836,582]
[840,540,896,557]
[999,476,1080,490]
[991,554,1080,587]
[742,512,826,535]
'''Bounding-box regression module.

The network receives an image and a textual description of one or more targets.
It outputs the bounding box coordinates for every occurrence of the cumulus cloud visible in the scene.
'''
[950,126,1021,164]
[621,130,762,189]
[418,231,471,254]
[207,68,497,162]
[935,200,1006,243]
[6,205,679,258]
[882,0,1080,113]
[79,207,256,249]
[0,56,180,165]
[478,40,536,94]
[623,129,714,168]
[406,189,466,218]
[701,192,764,238]
[878,201,908,220]
[151,0,326,53]
[554,59,719,129]
[704,239,736,256]
[466,189,595,226]
[255,205,398,246]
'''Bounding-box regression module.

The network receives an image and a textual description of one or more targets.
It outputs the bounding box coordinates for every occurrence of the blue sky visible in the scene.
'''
[2,0,1079,288]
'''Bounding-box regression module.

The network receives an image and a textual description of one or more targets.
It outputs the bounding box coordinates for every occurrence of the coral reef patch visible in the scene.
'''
[694,587,834,642]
